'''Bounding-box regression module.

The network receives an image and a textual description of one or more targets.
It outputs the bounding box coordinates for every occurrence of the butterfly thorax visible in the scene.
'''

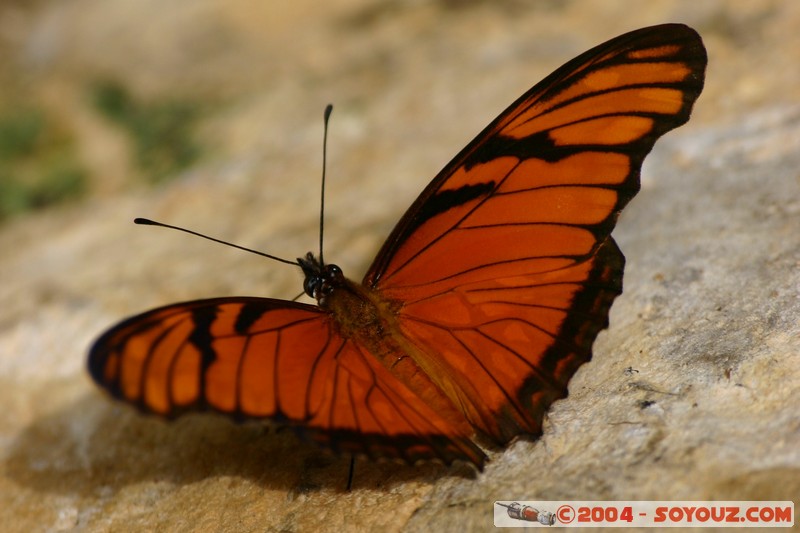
[297,252,400,334]
[297,253,402,344]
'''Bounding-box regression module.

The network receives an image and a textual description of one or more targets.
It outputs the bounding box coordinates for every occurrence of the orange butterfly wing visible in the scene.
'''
[363,24,707,444]
[88,24,706,467]
[88,297,484,465]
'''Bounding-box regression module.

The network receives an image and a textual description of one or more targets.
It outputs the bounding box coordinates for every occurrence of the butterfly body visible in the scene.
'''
[89,24,706,468]
[299,253,478,443]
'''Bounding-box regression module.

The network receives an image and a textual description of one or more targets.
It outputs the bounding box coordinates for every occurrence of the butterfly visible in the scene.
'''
[88,24,706,468]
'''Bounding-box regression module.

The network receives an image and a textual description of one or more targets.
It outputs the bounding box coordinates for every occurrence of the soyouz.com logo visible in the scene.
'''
[493,501,794,527]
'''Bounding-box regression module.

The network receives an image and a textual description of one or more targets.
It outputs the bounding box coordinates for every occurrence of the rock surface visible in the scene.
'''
[1,1,798,531]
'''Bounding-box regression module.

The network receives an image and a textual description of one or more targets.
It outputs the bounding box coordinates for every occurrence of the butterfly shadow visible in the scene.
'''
[4,392,476,498]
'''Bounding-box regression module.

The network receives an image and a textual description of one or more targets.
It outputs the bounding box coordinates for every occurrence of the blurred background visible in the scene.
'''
[1,1,798,531]
[1,0,796,225]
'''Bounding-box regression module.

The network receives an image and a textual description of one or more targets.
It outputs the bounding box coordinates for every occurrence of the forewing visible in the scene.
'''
[362,24,706,443]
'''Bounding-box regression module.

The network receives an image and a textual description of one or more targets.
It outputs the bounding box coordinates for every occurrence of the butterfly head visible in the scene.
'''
[298,252,344,306]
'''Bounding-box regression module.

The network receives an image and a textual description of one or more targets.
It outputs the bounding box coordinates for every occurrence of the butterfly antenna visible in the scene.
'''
[319,104,333,265]
[134,218,297,266]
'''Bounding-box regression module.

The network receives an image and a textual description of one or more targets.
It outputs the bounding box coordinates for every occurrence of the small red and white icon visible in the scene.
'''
[496,502,556,525]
